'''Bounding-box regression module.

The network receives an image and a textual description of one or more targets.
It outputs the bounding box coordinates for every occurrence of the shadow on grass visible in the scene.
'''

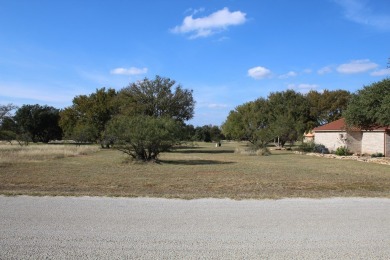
[173,149,235,154]
[160,159,235,165]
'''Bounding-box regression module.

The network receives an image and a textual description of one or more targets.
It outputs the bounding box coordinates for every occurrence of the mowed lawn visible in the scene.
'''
[0,142,389,199]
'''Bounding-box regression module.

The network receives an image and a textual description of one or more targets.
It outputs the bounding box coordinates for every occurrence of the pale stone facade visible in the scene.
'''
[361,132,385,155]
[313,118,389,157]
[314,130,389,156]
[314,131,348,152]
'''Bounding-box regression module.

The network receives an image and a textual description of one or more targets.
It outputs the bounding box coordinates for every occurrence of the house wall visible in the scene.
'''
[385,132,390,157]
[361,132,385,155]
[314,131,362,154]
[346,131,362,154]
[314,131,348,153]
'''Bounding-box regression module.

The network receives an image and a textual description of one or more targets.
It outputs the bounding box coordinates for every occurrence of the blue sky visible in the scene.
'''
[1,0,389,126]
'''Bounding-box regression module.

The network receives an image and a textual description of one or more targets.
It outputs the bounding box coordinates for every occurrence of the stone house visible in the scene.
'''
[313,118,390,157]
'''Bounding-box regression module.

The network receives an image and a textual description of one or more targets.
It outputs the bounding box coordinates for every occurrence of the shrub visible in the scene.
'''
[371,152,384,158]
[298,142,329,153]
[298,141,315,152]
[335,146,350,156]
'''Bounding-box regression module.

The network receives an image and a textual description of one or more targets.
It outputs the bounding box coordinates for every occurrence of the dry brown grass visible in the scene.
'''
[0,143,99,163]
[0,142,389,199]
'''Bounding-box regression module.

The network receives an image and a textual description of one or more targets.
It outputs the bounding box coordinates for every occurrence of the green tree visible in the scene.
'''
[106,115,181,161]
[14,104,62,143]
[0,104,18,143]
[222,98,273,148]
[192,125,224,142]
[117,75,195,122]
[59,88,117,147]
[109,76,195,161]
[267,90,310,146]
[344,79,390,129]
[307,89,351,127]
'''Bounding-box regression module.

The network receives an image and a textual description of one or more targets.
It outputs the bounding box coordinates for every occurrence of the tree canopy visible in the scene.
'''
[222,89,351,147]
[344,78,390,129]
[59,87,118,145]
[222,98,273,148]
[108,76,195,161]
[14,104,62,143]
[307,89,351,127]
[117,76,195,122]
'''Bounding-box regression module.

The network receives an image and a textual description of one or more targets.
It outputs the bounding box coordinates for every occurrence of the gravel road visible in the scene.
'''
[1,196,389,259]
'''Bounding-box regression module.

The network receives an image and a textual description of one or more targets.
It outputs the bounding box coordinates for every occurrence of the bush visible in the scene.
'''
[371,152,384,158]
[335,146,350,156]
[298,142,329,154]
[107,115,181,162]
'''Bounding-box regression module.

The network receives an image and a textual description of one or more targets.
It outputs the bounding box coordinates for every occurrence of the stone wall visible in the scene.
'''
[361,132,385,155]
[314,131,351,153]
[346,131,362,154]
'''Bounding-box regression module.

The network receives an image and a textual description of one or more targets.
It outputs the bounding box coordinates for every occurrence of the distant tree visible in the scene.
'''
[107,115,181,161]
[14,104,62,143]
[192,125,223,142]
[307,89,351,127]
[344,79,390,129]
[222,98,273,149]
[117,75,195,122]
[267,90,310,146]
[193,126,211,142]
[0,105,18,143]
[0,103,17,123]
[59,87,117,147]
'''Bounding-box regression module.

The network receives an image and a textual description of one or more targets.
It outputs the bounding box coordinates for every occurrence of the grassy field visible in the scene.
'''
[0,142,389,199]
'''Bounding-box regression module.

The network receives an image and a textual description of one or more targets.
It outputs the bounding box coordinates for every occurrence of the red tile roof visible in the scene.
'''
[313,118,389,132]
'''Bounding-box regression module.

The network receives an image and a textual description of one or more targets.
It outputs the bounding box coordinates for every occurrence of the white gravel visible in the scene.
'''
[1,196,389,259]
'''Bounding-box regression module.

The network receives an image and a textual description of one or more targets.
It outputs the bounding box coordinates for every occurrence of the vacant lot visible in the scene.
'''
[0,142,389,199]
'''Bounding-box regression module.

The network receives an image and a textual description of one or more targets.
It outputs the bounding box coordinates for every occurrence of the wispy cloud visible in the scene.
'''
[288,83,320,94]
[318,66,333,75]
[370,68,390,76]
[337,59,378,74]
[110,67,148,75]
[334,0,390,30]
[279,71,297,79]
[171,7,247,39]
[248,66,271,79]
[207,103,228,109]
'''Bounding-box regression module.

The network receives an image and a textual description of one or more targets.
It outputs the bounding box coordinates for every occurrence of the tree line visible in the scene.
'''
[221,89,351,149]
[1,76,389,160]
[222,78,390,150]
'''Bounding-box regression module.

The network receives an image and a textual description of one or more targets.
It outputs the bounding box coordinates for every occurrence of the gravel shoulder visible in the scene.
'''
[1,196,389,259]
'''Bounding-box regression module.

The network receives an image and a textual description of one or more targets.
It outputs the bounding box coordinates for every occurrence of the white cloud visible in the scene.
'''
[303,69,312,74]
[248,66,271,79]
[171,7,247,39]
[288,83,320,94]
[370,68,390,76]
[336,59,378,74]
[208,103,228,109]
[110,67,148,75]
[279,71,297,79]
[334,0,390,30]
[318,66,333,75]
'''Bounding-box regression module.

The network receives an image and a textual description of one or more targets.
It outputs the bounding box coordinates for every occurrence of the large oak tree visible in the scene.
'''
[344,79,390,129]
